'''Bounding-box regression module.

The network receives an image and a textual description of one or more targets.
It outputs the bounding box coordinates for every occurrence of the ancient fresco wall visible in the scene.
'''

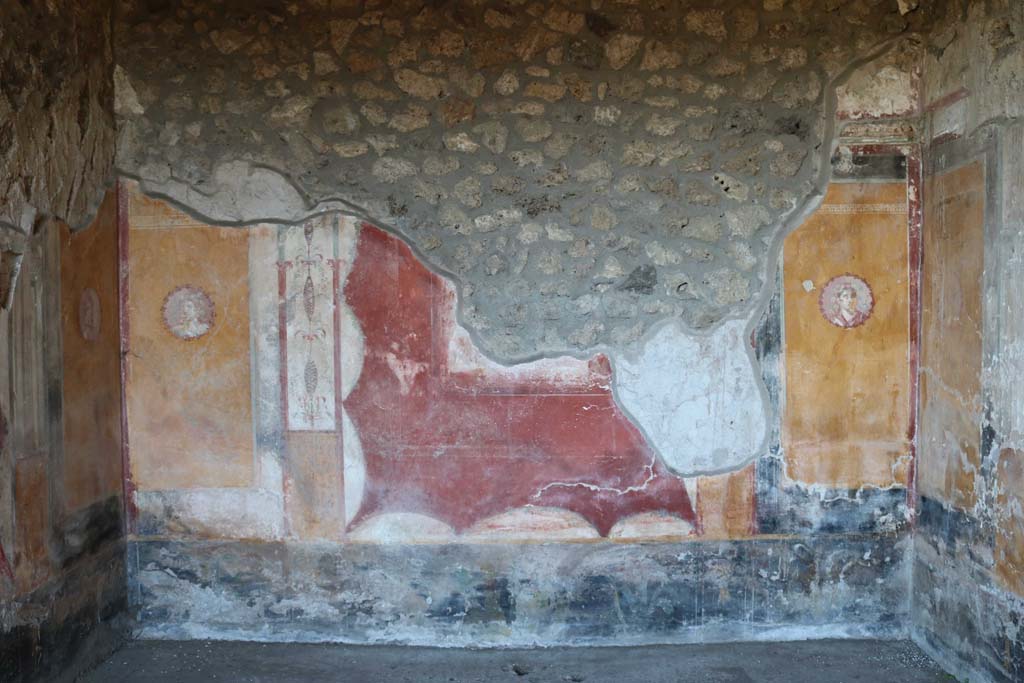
[0,2,124,679]
[124,154,918,640]
[910,140,1024,683]
[782,182,912,490]
[907,2,1024,681]
[113,0,933,646]
[0,193,126,682]
[917,162,984,510]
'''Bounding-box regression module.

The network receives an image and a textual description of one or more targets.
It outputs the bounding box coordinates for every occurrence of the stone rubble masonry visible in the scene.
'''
[0,1,117,234]
[114,0,928,360]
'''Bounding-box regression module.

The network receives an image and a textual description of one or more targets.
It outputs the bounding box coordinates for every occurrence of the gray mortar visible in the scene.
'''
[114,0,931,360]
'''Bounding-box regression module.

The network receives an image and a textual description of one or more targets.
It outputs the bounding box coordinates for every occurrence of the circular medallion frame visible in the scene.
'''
[162,285,216,341]
[818,273,874,329]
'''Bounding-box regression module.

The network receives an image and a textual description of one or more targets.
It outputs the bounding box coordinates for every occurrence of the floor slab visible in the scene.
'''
[80,638,953,682]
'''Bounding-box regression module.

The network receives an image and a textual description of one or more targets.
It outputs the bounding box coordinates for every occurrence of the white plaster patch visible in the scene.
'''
[113,64,145,116]
[836,41,921,120]
[142,161,316,224]
[339,304,364,398]
[385,352,426,395]
[608,512,695,540]
[461,507,600,542]
[931,97,967,141]
[612,319,768,476]
[136,488,285,539]
[342,407,365,526]
[347,513,455,544]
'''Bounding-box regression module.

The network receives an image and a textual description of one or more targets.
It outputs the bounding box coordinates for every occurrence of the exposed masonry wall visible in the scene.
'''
[115,0,932,359]
[0,1,116,234]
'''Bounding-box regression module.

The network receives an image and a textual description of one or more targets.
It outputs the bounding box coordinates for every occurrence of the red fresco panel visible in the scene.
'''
[343,225,695,536]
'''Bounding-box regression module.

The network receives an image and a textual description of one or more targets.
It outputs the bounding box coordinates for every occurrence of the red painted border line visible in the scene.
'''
[929,131,962,148]
[331,217,345,536]
[276,254,294,539]
[925,87,970,113]
[117,180,138,534]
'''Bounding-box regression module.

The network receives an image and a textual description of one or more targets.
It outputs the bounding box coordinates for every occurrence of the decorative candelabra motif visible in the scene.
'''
[282,218,336,431]
[299,222,328,426]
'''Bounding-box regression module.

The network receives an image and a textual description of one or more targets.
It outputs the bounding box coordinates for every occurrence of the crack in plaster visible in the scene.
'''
[529,457,658,500]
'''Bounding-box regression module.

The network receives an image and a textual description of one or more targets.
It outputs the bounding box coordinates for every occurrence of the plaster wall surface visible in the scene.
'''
[107,0,940,650]
[909,2,1024,677]
[122,156,919,642]
[911,131,1024,683]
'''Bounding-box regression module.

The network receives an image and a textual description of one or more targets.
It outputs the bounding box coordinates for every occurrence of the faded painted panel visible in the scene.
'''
[60,191,123,511]
[285,431,344,540]
[13,456,49,594]
[697,463,756,539]
[125,187,254,491]
[783,182,911,489]
[917,161,984,509]
[995,448,1024,598]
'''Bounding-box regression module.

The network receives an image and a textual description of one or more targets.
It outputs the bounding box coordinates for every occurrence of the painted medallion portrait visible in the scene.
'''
[163,286,215,341]
[819,274,874,329]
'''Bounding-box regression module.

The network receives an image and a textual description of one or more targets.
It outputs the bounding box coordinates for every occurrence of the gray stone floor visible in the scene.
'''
[80,638,955,682]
